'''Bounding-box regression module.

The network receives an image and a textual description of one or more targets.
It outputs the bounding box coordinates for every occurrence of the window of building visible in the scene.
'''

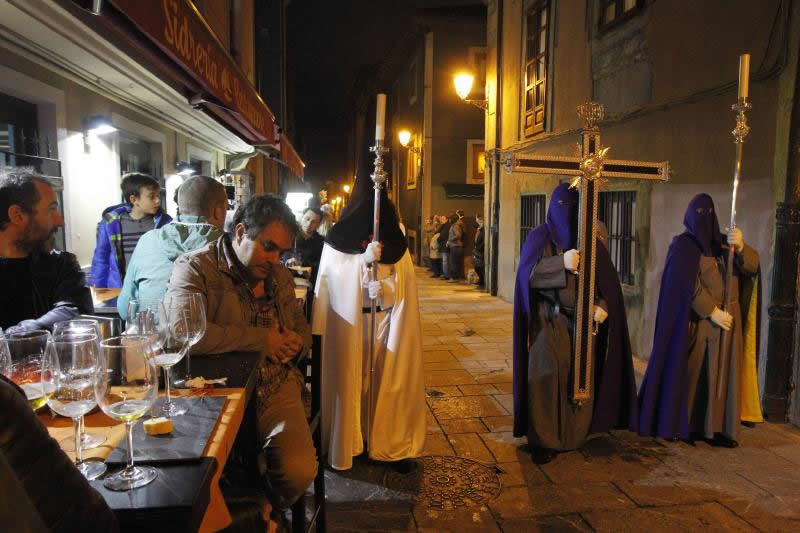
[598,190,636,285]
[599,0,644,31]
[523,0,550,137]
[520,193,546,249]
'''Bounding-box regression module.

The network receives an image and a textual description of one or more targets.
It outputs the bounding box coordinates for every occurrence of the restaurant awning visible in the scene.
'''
[52,0,277,148]
[279,135,305,181]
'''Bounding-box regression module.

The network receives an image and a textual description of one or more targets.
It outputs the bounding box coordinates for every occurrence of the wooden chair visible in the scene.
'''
[291,334,326,533]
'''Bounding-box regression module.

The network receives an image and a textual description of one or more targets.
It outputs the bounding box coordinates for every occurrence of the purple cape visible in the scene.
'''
[512,185,638,437]
[637,194,726,439]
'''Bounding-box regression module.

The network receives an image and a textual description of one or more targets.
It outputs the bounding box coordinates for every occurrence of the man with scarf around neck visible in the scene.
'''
[638,193,762,447]
[512,183,638,464]
[312,171,426,472]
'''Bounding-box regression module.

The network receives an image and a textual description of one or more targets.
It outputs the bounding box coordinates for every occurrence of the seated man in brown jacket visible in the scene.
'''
[165,194,315,512]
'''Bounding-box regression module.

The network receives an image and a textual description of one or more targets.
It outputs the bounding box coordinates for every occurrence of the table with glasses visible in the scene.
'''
[40,350,262,532]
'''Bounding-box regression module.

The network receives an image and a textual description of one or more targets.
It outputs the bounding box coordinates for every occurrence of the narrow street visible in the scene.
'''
[323,268,800,532]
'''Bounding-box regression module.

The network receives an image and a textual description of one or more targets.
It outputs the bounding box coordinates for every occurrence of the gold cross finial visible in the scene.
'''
[577,101,605,130]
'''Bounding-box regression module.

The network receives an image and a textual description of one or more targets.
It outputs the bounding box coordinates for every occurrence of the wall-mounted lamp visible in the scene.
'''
[454,72,488,111]
[176,161,196,176]
[83,114,116,153]
[398,129,422,154]
[85,114,117,136]
[343,184,351,193]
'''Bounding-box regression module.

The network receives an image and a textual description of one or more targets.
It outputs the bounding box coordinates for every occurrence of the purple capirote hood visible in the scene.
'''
[683,193,724,255]
[546,183,579,250]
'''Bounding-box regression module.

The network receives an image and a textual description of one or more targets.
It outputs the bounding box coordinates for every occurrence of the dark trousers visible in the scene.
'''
[449,246,464,279]
[430,258,442,276]
[475,264,485,287]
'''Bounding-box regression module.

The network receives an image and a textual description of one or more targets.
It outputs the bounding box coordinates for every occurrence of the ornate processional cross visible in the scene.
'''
[512,102,670,404]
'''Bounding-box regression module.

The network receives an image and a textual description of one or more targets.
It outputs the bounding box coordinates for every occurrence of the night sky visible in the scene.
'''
[288,0,479,192]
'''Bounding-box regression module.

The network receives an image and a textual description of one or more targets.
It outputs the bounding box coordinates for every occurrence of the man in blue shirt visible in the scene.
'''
[118,175,227,319]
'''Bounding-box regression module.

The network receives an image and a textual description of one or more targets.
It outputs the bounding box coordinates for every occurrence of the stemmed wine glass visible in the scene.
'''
[166,293,206,387]
[96,335,159,491]
[43,332,107,480]
[5,330,54,410]
[52,319,107,450]
[129,299,186,417]
[0,328,10,378]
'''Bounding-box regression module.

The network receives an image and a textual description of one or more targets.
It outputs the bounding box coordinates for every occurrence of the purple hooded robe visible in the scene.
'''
[512,184,638,446]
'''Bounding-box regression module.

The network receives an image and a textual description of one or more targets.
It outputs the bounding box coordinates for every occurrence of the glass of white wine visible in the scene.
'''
[52,319,107,451]
[96,335,158,491]
[44,332,107,480]
[129,299,186,417]
[166,293,206,387]
[5,330,54,410]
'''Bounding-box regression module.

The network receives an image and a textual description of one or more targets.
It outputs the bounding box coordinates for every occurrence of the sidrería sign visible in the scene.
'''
[108,0,275,143]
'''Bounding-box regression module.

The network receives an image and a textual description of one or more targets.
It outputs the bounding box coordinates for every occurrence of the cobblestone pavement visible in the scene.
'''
[322,268,800,532]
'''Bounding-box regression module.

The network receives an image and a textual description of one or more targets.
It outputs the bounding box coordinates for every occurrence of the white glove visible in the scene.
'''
[563,249,580,273]
[726,227,744,253]
[362,241,383,264]
[593,306,608,325]
[367,280,382,300]
[710,307,733,331]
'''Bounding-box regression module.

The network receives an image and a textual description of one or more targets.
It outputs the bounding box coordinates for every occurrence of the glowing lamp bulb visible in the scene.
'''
[454,73,475,101]
[398,129,411,147]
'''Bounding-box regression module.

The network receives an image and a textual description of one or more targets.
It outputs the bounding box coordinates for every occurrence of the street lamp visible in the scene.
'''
[342,184,351,207]
[397,130,421,154]
[454,71,488,111]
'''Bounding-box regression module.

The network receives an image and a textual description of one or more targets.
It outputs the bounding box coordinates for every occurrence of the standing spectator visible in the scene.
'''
[0,169,93,333]
[438,215,452,280]
[90,173,171,288]
[317,204,334,237]
[165,194,315,512]
[422,216,436,269]
[447,210,466,282]
[117,176,227,319]
[473,213,485,289]
[429,216,443,278]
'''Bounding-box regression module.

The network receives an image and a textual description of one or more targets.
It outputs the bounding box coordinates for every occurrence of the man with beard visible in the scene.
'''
[512,183,638,464]
[164,194,316,514]
[638,194,762,447]
[0,169,92,332]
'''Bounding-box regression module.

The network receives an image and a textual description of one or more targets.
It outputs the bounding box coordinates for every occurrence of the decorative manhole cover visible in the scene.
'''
[416,455,501,510]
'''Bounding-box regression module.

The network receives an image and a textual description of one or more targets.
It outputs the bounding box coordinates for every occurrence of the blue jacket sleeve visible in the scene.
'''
[90,220,110,288]
[116,246,140,321]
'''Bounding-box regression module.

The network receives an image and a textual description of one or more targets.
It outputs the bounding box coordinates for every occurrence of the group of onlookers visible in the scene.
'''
[1,167,321,530]
[423,209,485,289]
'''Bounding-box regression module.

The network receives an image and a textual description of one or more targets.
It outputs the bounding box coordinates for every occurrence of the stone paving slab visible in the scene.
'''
[583,502,755,532]
[499,514,593,532]
[428,395,508,420]
[439,418,488,434]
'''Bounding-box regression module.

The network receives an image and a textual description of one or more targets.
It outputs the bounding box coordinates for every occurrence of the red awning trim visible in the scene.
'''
[280,135,305,181]
[106,0,276,144]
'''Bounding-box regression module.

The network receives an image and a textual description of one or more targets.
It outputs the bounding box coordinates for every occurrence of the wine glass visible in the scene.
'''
[0,328,10,378]
[52,319,108,451]
[96,335,158,491]
[166,293,206,387]
[131,299,186,417]
[5,330,53,410]
[43,332,107,480]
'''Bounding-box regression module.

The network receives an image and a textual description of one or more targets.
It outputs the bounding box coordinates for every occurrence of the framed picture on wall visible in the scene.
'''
[406,148,417,190]
[466,139,485,184]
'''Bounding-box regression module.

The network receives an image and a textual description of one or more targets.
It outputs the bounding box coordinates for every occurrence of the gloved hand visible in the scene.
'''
[362,241,383,264]
[367,280,382,300]
[726,227,744,253]
[710,307,733,331]
[593,305,608,325]
[563,249,580,273]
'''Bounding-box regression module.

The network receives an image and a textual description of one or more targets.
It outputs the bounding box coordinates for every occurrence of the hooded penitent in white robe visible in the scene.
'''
[312,244,426,470]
